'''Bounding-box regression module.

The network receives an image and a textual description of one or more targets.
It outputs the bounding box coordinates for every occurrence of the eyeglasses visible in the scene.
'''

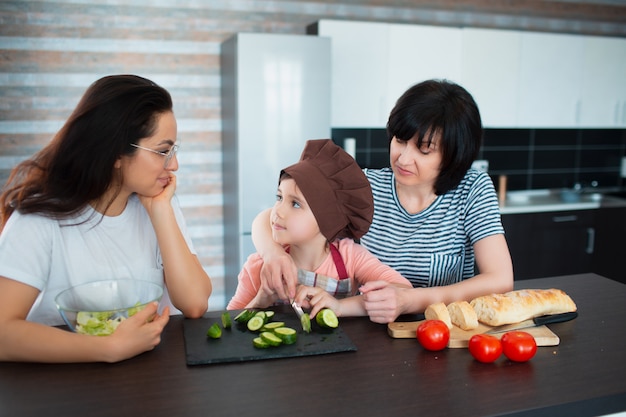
[130,142,179,168]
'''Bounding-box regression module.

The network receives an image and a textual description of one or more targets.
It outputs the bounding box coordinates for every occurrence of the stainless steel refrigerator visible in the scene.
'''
[221,33,331,303]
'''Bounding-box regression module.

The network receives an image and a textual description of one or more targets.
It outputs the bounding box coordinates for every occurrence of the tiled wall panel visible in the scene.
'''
[1,0,624,309]
[334,127,626,193]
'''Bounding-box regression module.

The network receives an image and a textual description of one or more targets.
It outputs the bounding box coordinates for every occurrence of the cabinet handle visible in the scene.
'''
[552,215,577,223]
[586,227,595,255]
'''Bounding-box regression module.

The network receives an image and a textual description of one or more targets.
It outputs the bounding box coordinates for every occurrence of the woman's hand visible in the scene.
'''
[294,285,340,319]
[106,302,170,362]
[359,281,406,324]
[252,208,298,301]
[258,247,299,302]
[138,172,177,216]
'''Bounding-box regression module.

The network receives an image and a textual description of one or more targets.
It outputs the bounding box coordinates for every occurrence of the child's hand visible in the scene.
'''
[294,285,340,319]
[246,283,278,309]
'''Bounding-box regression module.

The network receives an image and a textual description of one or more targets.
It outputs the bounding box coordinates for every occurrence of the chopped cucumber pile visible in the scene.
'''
[75,302,144,336]
[235,309,299,349]
[206,308,339,348]
[76,311,124,336]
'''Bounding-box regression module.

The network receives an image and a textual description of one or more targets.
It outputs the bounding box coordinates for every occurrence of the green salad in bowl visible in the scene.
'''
[55,279,163,336]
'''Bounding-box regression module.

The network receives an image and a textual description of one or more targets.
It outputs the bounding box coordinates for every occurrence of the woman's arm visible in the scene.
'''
[140,174,212,318]
[0,278,170,363]
[361,234,514,323]
[349,241,413,288]
[405,233,513,310]
[251,208,298,301]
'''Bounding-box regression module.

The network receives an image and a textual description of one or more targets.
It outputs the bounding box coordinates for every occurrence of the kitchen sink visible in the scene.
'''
[502,188,626,214]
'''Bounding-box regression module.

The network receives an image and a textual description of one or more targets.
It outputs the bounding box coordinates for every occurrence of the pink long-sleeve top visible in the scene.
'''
[227,238,412,310]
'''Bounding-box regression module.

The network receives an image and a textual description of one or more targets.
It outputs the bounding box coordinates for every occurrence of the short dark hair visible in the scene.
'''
[386,79,483,195]
[1,74,173,227]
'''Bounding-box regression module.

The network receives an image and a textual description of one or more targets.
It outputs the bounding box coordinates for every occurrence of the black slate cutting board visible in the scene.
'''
[183,310,357,366]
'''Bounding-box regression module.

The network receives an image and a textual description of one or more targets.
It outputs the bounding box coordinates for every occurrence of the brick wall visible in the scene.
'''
[1,1,624,309]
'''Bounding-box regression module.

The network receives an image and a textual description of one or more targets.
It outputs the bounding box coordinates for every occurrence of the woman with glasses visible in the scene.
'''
[0,75,212,363]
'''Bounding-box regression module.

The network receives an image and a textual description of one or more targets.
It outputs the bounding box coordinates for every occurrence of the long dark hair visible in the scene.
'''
[0,74,173,229]
[387,79,483,195]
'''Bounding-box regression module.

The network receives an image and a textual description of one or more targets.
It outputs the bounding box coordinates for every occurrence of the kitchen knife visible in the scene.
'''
[485,311,578,334]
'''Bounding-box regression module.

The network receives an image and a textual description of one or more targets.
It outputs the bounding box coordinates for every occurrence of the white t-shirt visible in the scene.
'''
[0,194,194,325]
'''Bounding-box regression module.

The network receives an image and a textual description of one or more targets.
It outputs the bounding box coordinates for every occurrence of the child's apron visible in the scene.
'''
[296,243,353,298]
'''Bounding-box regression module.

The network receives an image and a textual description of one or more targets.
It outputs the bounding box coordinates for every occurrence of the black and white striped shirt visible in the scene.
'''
[360,168,504,288]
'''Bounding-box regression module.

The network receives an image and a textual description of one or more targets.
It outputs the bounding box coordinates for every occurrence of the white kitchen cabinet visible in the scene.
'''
[316,20,389,128]
[316,19,626,129]
[316,20,462,128]
[579,36,626,127]
[386,24,462,113]
[461,28,522,128]
[463,29,626,128]
[517,32,584,127]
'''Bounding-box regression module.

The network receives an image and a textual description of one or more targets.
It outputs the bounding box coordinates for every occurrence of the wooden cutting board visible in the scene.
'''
[387,320,560,348]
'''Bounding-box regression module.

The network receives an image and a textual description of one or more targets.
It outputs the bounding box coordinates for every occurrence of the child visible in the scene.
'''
[227,139,411,319]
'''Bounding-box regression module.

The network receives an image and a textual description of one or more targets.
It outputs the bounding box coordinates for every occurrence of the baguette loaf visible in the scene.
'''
[447,301,479,330]
[470,288,577,326]
[424,302,452,329]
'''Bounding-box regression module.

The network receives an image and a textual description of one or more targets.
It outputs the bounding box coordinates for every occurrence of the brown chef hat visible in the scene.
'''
[280,139,374,242]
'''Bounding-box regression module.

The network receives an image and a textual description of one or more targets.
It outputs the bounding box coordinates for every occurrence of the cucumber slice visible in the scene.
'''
[247,316,265,332]
[261,321,285,331]
[260,331,282,346]
[264,311,275,319]
[301,313,312,333]
[234,309,254,323]
[254,311,267,323]
[274,327,297,345]
[206,322,222,339]
[252,337,269,349]
[316,308,339,329]
[221,311,232,329]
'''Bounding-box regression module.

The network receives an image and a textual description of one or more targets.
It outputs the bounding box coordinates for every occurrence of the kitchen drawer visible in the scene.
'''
[502,210,596,280]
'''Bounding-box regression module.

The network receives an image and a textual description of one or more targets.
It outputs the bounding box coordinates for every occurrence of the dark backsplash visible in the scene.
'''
[332,128,626,191]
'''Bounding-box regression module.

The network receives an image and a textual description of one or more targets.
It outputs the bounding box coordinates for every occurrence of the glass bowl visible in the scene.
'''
[55,279,163,336]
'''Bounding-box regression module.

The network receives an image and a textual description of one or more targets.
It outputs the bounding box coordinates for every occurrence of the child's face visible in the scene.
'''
[270,178,322,246]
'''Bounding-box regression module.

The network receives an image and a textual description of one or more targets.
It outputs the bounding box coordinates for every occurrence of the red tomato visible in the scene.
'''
[416,320,450,351]
[501,331,537,362]
[468,334,503,363]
